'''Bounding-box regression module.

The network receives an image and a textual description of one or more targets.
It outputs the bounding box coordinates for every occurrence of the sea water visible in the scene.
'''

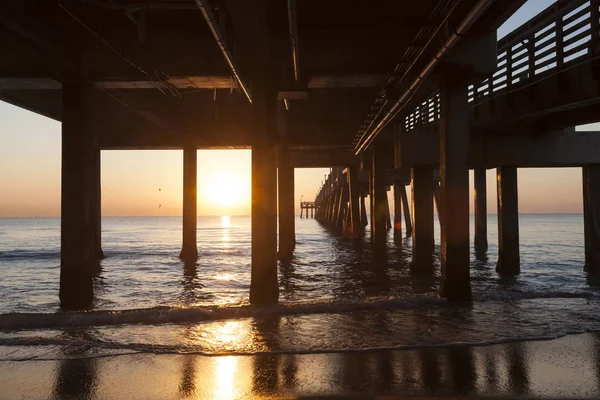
[1,215,600,358]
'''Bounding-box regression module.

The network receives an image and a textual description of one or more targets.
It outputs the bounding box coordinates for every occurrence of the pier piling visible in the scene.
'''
[278,148,295,260]
[250,92,279,305]
[372,147,388,258]
[180,146,198,261]
[438,81,471,301]
[411,166,434,271]
[60,82,95,309]
[474,168,488,254]
[393,182,403,242]
[348,166,361,240]
[583,166,600,272]
[496,167,520,275]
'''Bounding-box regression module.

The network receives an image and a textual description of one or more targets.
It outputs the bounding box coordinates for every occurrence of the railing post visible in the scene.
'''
[506,46,514,86]
[591,0,600,56]
[527,33,535,80]
[556,14,564,69]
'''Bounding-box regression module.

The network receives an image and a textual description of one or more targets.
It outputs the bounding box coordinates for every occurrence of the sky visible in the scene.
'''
[0,0,594,217]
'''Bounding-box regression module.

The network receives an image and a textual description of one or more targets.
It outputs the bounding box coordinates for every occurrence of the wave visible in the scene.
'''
[2,290,599,331]
[1,329,599,361]
[0,250,60,260]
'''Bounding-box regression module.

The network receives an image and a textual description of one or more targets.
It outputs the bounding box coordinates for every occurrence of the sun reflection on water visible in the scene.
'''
[221,215,231,228]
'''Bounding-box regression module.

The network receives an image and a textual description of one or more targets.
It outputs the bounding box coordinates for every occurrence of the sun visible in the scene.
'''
[205,171,246,207]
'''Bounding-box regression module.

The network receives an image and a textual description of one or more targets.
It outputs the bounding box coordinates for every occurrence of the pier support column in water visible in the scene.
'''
[401,185,412,236]
[371,146,388,258]
[278,149,295,260]
[250,90,279,305]
[360,193,368,228]
[438,80,471,301]
[60,81,95,309]
[583,166,600,271]
[474,168,488,254]
[92,146,104,260]
[411,166,434,271]
[180,146,198,261]
[347,166,362,240]
[393,183,403,242]
[496,166,520,275]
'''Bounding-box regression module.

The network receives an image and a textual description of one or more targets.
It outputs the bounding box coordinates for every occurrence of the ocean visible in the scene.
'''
[1,214,600,359]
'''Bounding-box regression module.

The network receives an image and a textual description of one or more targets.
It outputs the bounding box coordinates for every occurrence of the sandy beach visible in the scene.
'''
[1,332,599,399]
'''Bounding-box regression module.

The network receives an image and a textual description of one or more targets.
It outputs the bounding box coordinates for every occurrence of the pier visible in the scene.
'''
[3,0,600,308]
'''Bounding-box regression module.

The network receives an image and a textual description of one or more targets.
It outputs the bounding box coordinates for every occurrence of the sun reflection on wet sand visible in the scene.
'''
[214,356,238,399]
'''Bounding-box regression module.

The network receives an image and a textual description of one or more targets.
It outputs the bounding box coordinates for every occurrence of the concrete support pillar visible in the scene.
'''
[474,168,488,254]
[393,182,403,242]
[372,147,388,258]
[92,146,104,260]
[360,194,368,228]
[384,192,392,230]
[180,146,198,261]
[438,80,471,301]
[411,166,434,270]
[250,91,279,305]
[347,166,361,240]
[60,82,95,309]
[496,167,520,275]
[400,185,412,236]
[278,157,295,260]
[583,166,600,271]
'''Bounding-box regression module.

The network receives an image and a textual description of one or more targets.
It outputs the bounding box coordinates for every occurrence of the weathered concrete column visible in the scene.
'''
[411,166,434,270]
[250,91,279,305]
[400,185,412,236]
[393,182,403,242]
[360,193,368,228]
[60,82,95,309]
[384,192,392,230]
[583,166,600,271]
[496,167,520,275]
[474,168,488,254]
[438,80,471,301]
[92,146,104,260]
[347,166,361,240]
[372,146,388,258]
[180,146,198,261]
[278,151,295,260]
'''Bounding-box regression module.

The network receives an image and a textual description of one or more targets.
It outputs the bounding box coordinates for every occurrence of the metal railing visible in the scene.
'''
[403,0,599,132]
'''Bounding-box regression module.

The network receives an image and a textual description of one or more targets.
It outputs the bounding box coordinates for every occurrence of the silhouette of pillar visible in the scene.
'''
[438,80,471,301]
[393,182,403,242]
[360,193,368,228]
[372,146,387,258]
[336,186,348,231]
[496,166,520,275]
[92,146,104,260]
[60,81,95,309]
[411,166,434,270]
[400,185,412,236]
[180,146,198,261]
[278,150,295,260]
[474,168,488,253]
[347,166,361,240]
[583,166,600,271]
[250,90,279,305]
[384,191,392,230]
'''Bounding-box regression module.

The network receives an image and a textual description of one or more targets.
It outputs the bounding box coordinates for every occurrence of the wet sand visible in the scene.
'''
[1,332,600,399]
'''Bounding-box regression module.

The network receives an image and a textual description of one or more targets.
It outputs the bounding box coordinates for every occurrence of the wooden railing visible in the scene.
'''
[403,0,599,132]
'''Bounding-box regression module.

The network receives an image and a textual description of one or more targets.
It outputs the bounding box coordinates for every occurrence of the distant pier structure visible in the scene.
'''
[300,202,315,218]
[3,0,600,308]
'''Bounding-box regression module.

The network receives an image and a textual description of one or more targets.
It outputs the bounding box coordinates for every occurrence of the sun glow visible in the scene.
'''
[205,171,246,207]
